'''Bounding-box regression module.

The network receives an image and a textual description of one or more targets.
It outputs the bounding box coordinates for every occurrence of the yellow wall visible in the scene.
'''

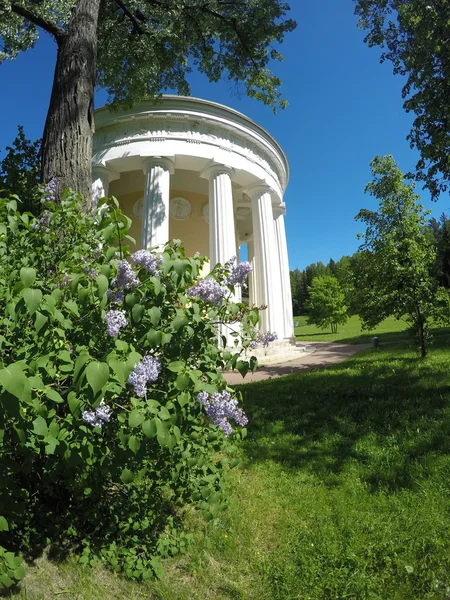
[169,188,209,257]
[113,187,209,257]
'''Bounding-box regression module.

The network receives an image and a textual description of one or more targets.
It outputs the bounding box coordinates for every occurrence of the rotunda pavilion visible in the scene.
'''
[92,95,294,342]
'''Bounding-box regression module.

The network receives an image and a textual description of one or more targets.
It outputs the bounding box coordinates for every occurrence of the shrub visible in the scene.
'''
[0,190,259,586]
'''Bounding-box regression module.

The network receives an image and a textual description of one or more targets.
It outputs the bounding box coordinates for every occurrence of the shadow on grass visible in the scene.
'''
[237,337,450,493]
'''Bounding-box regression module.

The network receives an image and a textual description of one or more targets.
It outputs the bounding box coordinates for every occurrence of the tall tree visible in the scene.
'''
[306,275,348,334]
[354,155,438,357]
[0,1,296,206]
[0,126,41,214]
[354,0,450,200]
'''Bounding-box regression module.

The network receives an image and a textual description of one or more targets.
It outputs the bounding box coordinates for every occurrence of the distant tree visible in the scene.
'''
[427,213,450,288]
[0,127,41,214]
[290,268,303,316]
[0,0,296,205]
[354,0,450,200]
[306,275,348,334]
[354,155,440,357]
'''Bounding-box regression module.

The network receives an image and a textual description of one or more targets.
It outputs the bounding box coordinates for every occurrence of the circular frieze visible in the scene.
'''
[133,197,144,220]
[170,197,192,220]
[202,203,209,224]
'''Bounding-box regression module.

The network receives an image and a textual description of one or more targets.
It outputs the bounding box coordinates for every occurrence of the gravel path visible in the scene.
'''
[223,341,371,385]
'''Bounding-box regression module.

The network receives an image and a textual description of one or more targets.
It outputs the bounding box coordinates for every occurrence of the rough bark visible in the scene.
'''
[41,0,101,209]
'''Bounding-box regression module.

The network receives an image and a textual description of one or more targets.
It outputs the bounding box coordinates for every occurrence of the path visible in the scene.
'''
[223,341,371,385]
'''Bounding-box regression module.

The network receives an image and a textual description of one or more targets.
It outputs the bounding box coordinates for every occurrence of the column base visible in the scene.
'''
[243,338,308,366]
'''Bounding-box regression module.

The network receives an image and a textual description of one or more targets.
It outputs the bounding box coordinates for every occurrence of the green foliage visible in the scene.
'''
[1,1,296,112]
[306,275,348,334]
[7,340,450,599]
[0,190,258,589]
[354,155,444,356]
[0,126,41,214]
[355,0,450,199]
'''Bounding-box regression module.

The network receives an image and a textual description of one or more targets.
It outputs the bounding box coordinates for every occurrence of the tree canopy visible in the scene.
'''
[306,275,348,334]
[354,155,439,357]
[354,0,450,200]
[0,0,296,203]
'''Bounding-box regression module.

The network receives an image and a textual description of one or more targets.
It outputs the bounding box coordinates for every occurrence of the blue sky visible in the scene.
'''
[0,0,447,270]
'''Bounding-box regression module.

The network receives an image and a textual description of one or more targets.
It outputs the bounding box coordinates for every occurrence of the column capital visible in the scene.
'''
[142,156,175,175]
[273,202,287,217]
[244,182,274,200]
[92,164,120,184]
[200,162,235,181]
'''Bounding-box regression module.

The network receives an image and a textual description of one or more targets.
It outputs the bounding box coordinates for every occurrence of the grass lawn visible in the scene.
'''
[6,338,450,599]
[294,313,450,344]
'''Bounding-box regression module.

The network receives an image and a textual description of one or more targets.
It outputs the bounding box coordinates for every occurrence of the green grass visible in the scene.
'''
[294,313,450,344]
[6,339,450,599]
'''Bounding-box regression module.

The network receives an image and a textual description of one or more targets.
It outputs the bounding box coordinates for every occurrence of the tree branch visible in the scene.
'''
[8,2,65,40]
[113,0,146,34]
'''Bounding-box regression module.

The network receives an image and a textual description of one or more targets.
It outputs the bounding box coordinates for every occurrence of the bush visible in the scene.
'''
[0,190,259,586]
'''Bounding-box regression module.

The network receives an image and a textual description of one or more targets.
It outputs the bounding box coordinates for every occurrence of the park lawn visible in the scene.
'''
[7,338,450,599]
[294,313,450,344]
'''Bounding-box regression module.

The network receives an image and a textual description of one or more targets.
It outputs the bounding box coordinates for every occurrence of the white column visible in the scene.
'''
[247,240,258,306]
[201,164,237,347]
[248,184,284,335]
[274,203,294,339]
[142,157,174,249]
[91,165,119,209]
[201,164,236,267]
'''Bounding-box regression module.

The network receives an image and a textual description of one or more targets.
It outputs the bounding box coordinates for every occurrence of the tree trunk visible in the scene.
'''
[41,0,101,209]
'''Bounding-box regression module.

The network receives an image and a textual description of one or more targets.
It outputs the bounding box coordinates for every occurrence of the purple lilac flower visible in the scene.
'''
[31,211,51,232]
[111,259,140,290]
[106,289,125,304]
[188,278,227,306]
[104,309,127,337]
[197,390,248,436]
[43,178,57,202]
[82,399,111,428]
[250,331,278,349]
[226,261,253,286]
[128,355,162,397]
[262,332,278,347]
[86,268,99,279]
[130,250,163,276]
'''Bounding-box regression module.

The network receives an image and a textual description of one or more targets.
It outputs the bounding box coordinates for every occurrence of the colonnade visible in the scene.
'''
[92,160,293,340]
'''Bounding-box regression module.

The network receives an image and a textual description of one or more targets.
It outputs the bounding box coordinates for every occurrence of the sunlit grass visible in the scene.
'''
[294,313,450,344]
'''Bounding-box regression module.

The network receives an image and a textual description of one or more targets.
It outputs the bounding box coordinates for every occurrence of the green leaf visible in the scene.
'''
[129,409,145,429]
[20,267,36,288]
[236,361,249,378]
[13,565,26,581]
[64,299,80,316]
[131,303,144,323]
[32,416,48,437]
[34,311,48,333]
[0,363,31,401]
[149,306,161,325]
[177,392,190,407]
[142,419,157,438]
[172,314,188,331]
[67,392,81,415]
[74,353,90,383]
[158,406,171,420]
[96,274,109,299]
[120,468,134,484]
[176,373,190,391]
[85,361,109,396]
[0,516,8,532]
[44,388,64,404]
[22,288,42,315]
[167,361,184,373]
[128,436,141,454]
[146,329,162,348]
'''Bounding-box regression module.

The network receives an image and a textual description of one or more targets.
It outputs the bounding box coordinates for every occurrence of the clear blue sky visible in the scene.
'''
[0,0,447,270]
